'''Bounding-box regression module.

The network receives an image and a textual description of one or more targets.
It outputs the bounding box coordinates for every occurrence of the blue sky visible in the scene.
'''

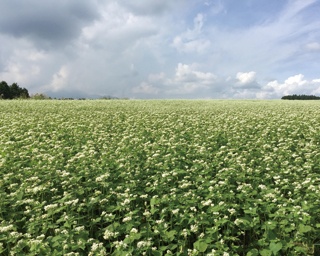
[0,0,320,99]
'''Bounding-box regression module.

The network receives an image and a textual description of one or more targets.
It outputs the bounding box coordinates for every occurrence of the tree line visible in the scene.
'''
[0,81,30,99]
[281,94,320,100]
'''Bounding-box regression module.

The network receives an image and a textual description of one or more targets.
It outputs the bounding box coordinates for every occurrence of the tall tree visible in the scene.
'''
[0,81,10,99]
[0,81,30,99]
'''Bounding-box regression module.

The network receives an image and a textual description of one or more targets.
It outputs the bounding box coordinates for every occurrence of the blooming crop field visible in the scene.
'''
[0,100,319,255]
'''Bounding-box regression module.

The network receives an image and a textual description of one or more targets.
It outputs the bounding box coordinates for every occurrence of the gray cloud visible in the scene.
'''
[120,0,186,16]
[0,1,99,48]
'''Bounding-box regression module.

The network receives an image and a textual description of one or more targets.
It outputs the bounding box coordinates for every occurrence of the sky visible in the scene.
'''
[0,0,320,99]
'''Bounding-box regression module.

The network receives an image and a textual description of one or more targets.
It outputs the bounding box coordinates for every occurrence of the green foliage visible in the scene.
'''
[281,94,320,100]
[0,100,319,255]
[30,93,50,100]
[0,81,29,99]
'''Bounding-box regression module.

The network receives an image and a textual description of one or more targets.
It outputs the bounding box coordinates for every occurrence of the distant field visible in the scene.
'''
[0,100,319,255]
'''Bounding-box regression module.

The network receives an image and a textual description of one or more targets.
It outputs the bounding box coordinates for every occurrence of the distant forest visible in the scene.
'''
[0,81,29,99]
[281,94,320,100]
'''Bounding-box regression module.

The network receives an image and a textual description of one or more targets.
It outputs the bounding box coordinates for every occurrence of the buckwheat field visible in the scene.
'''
[0,100,319,255]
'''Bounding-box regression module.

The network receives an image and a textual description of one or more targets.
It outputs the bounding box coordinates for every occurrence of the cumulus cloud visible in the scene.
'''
[233,71,261,89]
[174,63,216,84]
[132,63,218,97]
[236,71,256,84]
[262,74,320,98]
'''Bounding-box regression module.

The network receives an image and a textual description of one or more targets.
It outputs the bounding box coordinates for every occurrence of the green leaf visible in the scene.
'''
[164,230,176,241]
[269,242,282,255]
[193,240,208,253]
[298,224,312,233]
[259,249,272,256]
[265,230,277,240]
[246,249,259,256]
[130,232,141,240]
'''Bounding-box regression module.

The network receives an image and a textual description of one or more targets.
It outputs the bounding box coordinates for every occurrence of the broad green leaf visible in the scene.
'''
[298,224,312,233]
[259,249,272,256]
[246,249,259,256]
[269,242,282,255]
[193,240,208,253]
[164,230,176,241]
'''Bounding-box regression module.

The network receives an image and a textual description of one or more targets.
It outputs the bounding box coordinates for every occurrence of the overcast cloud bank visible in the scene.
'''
[0,0,319,99]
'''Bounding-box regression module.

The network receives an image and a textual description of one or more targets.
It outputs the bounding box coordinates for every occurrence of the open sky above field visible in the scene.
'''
[0,0,320,99]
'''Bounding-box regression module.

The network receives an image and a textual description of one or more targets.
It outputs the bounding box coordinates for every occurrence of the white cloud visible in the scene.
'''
[0,40,45,88]
[263,74,320,98]
[306,42,320,51]
[172,13,211,54]
[236,71,256,85]
[49,66,69,92]
[133,63,217,96]
[284,74,307,86]
[81,3,158,52]
[173,63,216,85]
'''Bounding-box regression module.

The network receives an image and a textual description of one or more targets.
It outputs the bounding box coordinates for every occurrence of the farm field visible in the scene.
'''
[0,99,319,255]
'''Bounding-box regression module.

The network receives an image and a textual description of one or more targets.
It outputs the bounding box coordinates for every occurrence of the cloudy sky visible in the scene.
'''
[0,0,320,99]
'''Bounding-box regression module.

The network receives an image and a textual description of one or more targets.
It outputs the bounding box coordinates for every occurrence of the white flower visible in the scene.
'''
[190,207,197,212]
[121,199,130,206]
[130,228,138,233]
[103,229,119,240]
[74,226,85,232]
[190,224,198,233]
[228,208,236,215]
[64,199,79,206]
[137,240,151,248]
[143,210,151,217]
[234,219,243,226]
[122,216,132,222]
[207,249,216,256]
[258,184,267,190]
[91,243,100,252]
[0,224,14,232]
[172,209,179,215]
[44,203,58,211]
[182,229,188,238]
[202,199,212,206]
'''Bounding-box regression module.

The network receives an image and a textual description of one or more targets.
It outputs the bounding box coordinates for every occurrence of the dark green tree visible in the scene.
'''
[0,81,30,99]
[281,94,320,100]
[9,83,21,98]
[0,81,10,99]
